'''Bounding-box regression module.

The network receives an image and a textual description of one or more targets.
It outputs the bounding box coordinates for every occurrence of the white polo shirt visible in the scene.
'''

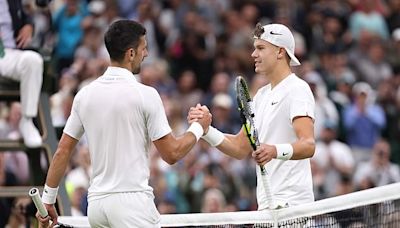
[64,67,171,201]
[253,74,315,210]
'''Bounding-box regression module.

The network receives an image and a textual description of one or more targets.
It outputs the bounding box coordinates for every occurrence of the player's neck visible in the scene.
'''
[110,60,132,72]
[269,67,292,89]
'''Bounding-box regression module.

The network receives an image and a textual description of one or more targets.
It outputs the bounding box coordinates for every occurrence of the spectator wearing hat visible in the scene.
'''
[387,28,400,71]
[342,82,386,162]
[211,93,237,134]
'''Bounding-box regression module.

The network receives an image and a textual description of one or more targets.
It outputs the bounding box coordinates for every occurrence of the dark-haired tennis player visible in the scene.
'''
[189,23,316,210]
[36,19,211,228]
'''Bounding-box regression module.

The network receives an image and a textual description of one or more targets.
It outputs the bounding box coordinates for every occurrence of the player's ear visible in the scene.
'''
[277,47,285,59]
[127,48,135,62]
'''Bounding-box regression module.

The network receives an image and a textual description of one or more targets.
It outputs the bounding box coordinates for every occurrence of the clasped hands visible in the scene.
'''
[188,103,277,166]
[188,104,212,134]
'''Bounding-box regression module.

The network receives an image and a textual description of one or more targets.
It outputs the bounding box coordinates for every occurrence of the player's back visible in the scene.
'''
[75,67,161,201]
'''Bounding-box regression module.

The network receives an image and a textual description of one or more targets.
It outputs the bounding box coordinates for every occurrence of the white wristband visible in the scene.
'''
[187,122,204,141]
[41,184,59,204]
[201,126,224,147]
[275,144,294,160]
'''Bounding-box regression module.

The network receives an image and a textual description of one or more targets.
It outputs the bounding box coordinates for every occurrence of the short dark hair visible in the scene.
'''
[104,20,146,62]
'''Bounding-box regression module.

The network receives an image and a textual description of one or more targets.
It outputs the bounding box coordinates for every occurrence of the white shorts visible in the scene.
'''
[87,192,161,228]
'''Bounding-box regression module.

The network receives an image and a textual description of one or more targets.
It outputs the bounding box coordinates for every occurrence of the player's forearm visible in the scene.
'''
[45,149,72,188]
[156,130,200,165]
[45,134,77,188]
[168,133,198,164]
[216,134,250,160]
[291,137,315,160]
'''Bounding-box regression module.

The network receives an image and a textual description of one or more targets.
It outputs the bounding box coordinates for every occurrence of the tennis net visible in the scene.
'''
[59,182,400,227]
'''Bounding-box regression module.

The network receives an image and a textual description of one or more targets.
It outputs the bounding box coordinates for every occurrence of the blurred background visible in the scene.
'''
[1,0,400,227]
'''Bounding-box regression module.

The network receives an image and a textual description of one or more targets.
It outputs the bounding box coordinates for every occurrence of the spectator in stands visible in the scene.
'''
[201,188,227,213]
[304,71,339,140]
[343,82,386,162]
[52,0,88,73]
[210,93,237,134]
[354,139,400,189]
[172,70,203,116]
[201,72,232,108]
[0,0,43,148]
[312,120,355,198]
[387,28,400,71]
[349,0,390,41]
[352,40,392,88]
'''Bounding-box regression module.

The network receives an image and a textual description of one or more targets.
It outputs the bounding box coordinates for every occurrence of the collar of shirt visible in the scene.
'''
[270,73,295,92]
[102,66,138,81]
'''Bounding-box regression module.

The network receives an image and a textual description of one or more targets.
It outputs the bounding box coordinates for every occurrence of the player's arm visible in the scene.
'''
[153,132,199,165]
[213,128,253,160]
[252,116,315,166]
[188,105,252,159]
[290,116,316,160]
[154,108,212,165]
[37,133,78,226]
[45,133,78,188]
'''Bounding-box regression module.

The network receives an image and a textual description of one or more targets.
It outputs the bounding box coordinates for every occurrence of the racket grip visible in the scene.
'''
[29,188,49,218]
[260,165,274,209]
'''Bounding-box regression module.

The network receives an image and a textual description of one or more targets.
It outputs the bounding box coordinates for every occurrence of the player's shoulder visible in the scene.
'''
[135,82,162,101]
[288,74,311,90]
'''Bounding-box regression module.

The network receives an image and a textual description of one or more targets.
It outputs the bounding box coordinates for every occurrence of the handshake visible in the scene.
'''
[187,103,212,135]
[186,103,226,147]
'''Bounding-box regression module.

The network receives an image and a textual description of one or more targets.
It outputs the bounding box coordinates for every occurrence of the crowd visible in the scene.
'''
[1,0,400,226]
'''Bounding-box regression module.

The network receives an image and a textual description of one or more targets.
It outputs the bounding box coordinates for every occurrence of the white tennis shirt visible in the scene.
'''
[64,67,171,202]
[253,74,315,210]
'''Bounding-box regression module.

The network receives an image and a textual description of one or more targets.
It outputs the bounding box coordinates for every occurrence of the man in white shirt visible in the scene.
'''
[0,0,43,148]
[189,23,316,210]
[36,20,211,228]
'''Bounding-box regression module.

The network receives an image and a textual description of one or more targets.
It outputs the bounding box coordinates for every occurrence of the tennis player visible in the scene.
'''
[36,20,211,228]
[189,23,316,210]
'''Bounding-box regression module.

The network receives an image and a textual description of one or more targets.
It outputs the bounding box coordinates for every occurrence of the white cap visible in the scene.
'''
[352,82,371,96]
[255,24,301,66]
[88,0,106,14]
[392,28,400,41]
[212,93,233,109]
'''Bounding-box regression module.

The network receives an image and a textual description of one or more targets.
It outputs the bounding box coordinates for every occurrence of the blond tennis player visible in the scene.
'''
[36,20,211,228]
[189,23,316,210]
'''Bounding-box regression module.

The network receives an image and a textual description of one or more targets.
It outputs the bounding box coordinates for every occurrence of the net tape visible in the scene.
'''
[58,183,400,227]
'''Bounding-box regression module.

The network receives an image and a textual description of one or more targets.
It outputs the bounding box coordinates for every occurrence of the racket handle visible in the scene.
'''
[260,165,274,209]
[29,188,49,218]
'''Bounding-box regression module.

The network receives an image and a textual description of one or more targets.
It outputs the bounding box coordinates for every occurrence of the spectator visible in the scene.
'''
[210,93,237,134]
[312,120,355,198]
[349,0,390,41]
[304,71,339,140]
[52,0,88,73]
[0,0,43,148]
[354,139,400,189]
[343,82,386,162]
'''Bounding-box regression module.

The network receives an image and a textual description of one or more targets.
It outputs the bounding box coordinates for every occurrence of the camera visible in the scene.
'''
[36,0,52,7]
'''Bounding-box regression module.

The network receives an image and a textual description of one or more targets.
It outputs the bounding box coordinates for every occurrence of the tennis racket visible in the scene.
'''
[29,188,74,228]
[235,76,274,209]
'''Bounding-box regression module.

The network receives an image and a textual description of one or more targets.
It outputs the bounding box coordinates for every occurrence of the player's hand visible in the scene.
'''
[16,24,33,49]
[187,103,204,123]
[197,105,212,134]
[252,144,277,166]
[36,203,58,228]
